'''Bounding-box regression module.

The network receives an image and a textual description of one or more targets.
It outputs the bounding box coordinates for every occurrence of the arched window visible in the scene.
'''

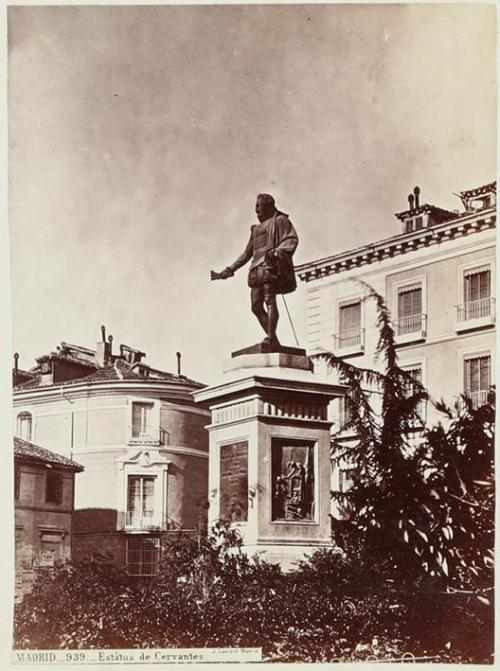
[17,412,32,441]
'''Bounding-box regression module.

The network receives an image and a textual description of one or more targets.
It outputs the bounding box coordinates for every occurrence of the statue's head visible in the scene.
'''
[255,193,276,222]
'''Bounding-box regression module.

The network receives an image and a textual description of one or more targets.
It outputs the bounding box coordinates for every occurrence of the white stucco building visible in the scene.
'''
[295,181,496,515]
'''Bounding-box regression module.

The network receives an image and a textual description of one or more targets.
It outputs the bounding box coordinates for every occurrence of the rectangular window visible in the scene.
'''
[15,466,21,501]
[45,472,63,504]
[460,268,492,321]
[338,468,357,493]
[17,413,32,441]
[127,475,156,528]
[131,402,154,439]
[464,355,491,409]
[126,537,160,576]
[338,302,361,348]
[271,438,315,522]
[397,285,423,335]
[338,396,352,430]
[401,366,426,422]
[465,269,490,303]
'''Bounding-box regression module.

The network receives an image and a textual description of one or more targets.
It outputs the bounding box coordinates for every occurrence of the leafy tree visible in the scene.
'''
[317,282,494,595]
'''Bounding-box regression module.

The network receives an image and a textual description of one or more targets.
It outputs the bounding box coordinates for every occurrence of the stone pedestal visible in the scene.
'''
[194,345,346,569]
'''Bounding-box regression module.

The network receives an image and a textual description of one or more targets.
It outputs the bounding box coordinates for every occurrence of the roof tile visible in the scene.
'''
[14,437,84,471]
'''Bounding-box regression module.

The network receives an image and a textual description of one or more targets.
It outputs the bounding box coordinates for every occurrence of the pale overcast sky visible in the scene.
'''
[8,3,496,384]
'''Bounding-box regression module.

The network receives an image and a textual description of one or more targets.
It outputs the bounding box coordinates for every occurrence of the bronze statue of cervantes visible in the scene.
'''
[212,194,298,346]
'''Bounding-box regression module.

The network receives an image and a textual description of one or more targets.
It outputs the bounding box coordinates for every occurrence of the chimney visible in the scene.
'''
[13,352,19,375]
[176,351,182,376]
[413,186,420,209]
[96,325,111,367]
[408,193,415,210]
[39,356,54,386]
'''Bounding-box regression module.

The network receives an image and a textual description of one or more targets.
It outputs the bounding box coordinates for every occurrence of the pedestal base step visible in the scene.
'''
[232,343,306,357]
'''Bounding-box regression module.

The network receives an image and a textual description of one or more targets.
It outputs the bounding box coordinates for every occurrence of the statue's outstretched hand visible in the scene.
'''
[219,267,234,280]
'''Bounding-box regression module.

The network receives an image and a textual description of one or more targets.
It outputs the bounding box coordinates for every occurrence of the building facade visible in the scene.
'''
[295,182,496,515]
[13,329,210,576]
[14,437,83,600]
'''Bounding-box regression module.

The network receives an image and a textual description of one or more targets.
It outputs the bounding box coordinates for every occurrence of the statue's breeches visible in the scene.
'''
[247,264,278,290]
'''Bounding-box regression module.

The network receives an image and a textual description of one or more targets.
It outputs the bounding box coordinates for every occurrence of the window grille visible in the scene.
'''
[126,536,160,576]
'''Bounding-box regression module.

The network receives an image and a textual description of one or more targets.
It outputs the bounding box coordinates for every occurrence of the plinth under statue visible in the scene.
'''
[197,194,345,568]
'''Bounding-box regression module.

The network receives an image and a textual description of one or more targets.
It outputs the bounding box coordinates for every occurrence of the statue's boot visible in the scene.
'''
[255,310,269,336]
[266,296,280,346]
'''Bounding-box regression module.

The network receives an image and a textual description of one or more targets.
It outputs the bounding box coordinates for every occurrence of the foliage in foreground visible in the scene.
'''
[14,523,493,663]
[14,285,494,663]
[320,283,494,600]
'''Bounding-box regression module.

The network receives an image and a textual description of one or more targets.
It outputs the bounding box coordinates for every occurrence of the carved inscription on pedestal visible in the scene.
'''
[220,441,248,522]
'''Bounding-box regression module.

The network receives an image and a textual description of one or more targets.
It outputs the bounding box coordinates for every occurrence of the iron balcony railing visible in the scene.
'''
[456,297,495,323]
[125,511,161,530]
[128,425,165,446]
[394,313,426,337]
[466,390,489,411]
[334,328,365,351]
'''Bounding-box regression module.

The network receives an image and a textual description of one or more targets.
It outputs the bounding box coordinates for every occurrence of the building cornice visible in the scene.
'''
[296,207,496,283]
[13,378,206,404]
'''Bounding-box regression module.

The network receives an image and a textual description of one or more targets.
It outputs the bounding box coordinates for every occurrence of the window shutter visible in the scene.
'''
[398,287,422,318]
[339,302,360,334]
[465,269,490,302]
[464,356,491,394]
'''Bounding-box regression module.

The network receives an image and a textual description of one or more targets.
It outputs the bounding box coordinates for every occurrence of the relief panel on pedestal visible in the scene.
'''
[271,438,316,522]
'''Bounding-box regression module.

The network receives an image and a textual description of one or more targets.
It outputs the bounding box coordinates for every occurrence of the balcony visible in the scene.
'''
[333,328,365,356]
[127,425,165,446]
[125,510,162,531]
[394,314,427,345]
[456,297,495,332]
[464,390,490,411]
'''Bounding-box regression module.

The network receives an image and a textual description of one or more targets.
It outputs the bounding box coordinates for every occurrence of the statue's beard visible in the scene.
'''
[257,207,276,222]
